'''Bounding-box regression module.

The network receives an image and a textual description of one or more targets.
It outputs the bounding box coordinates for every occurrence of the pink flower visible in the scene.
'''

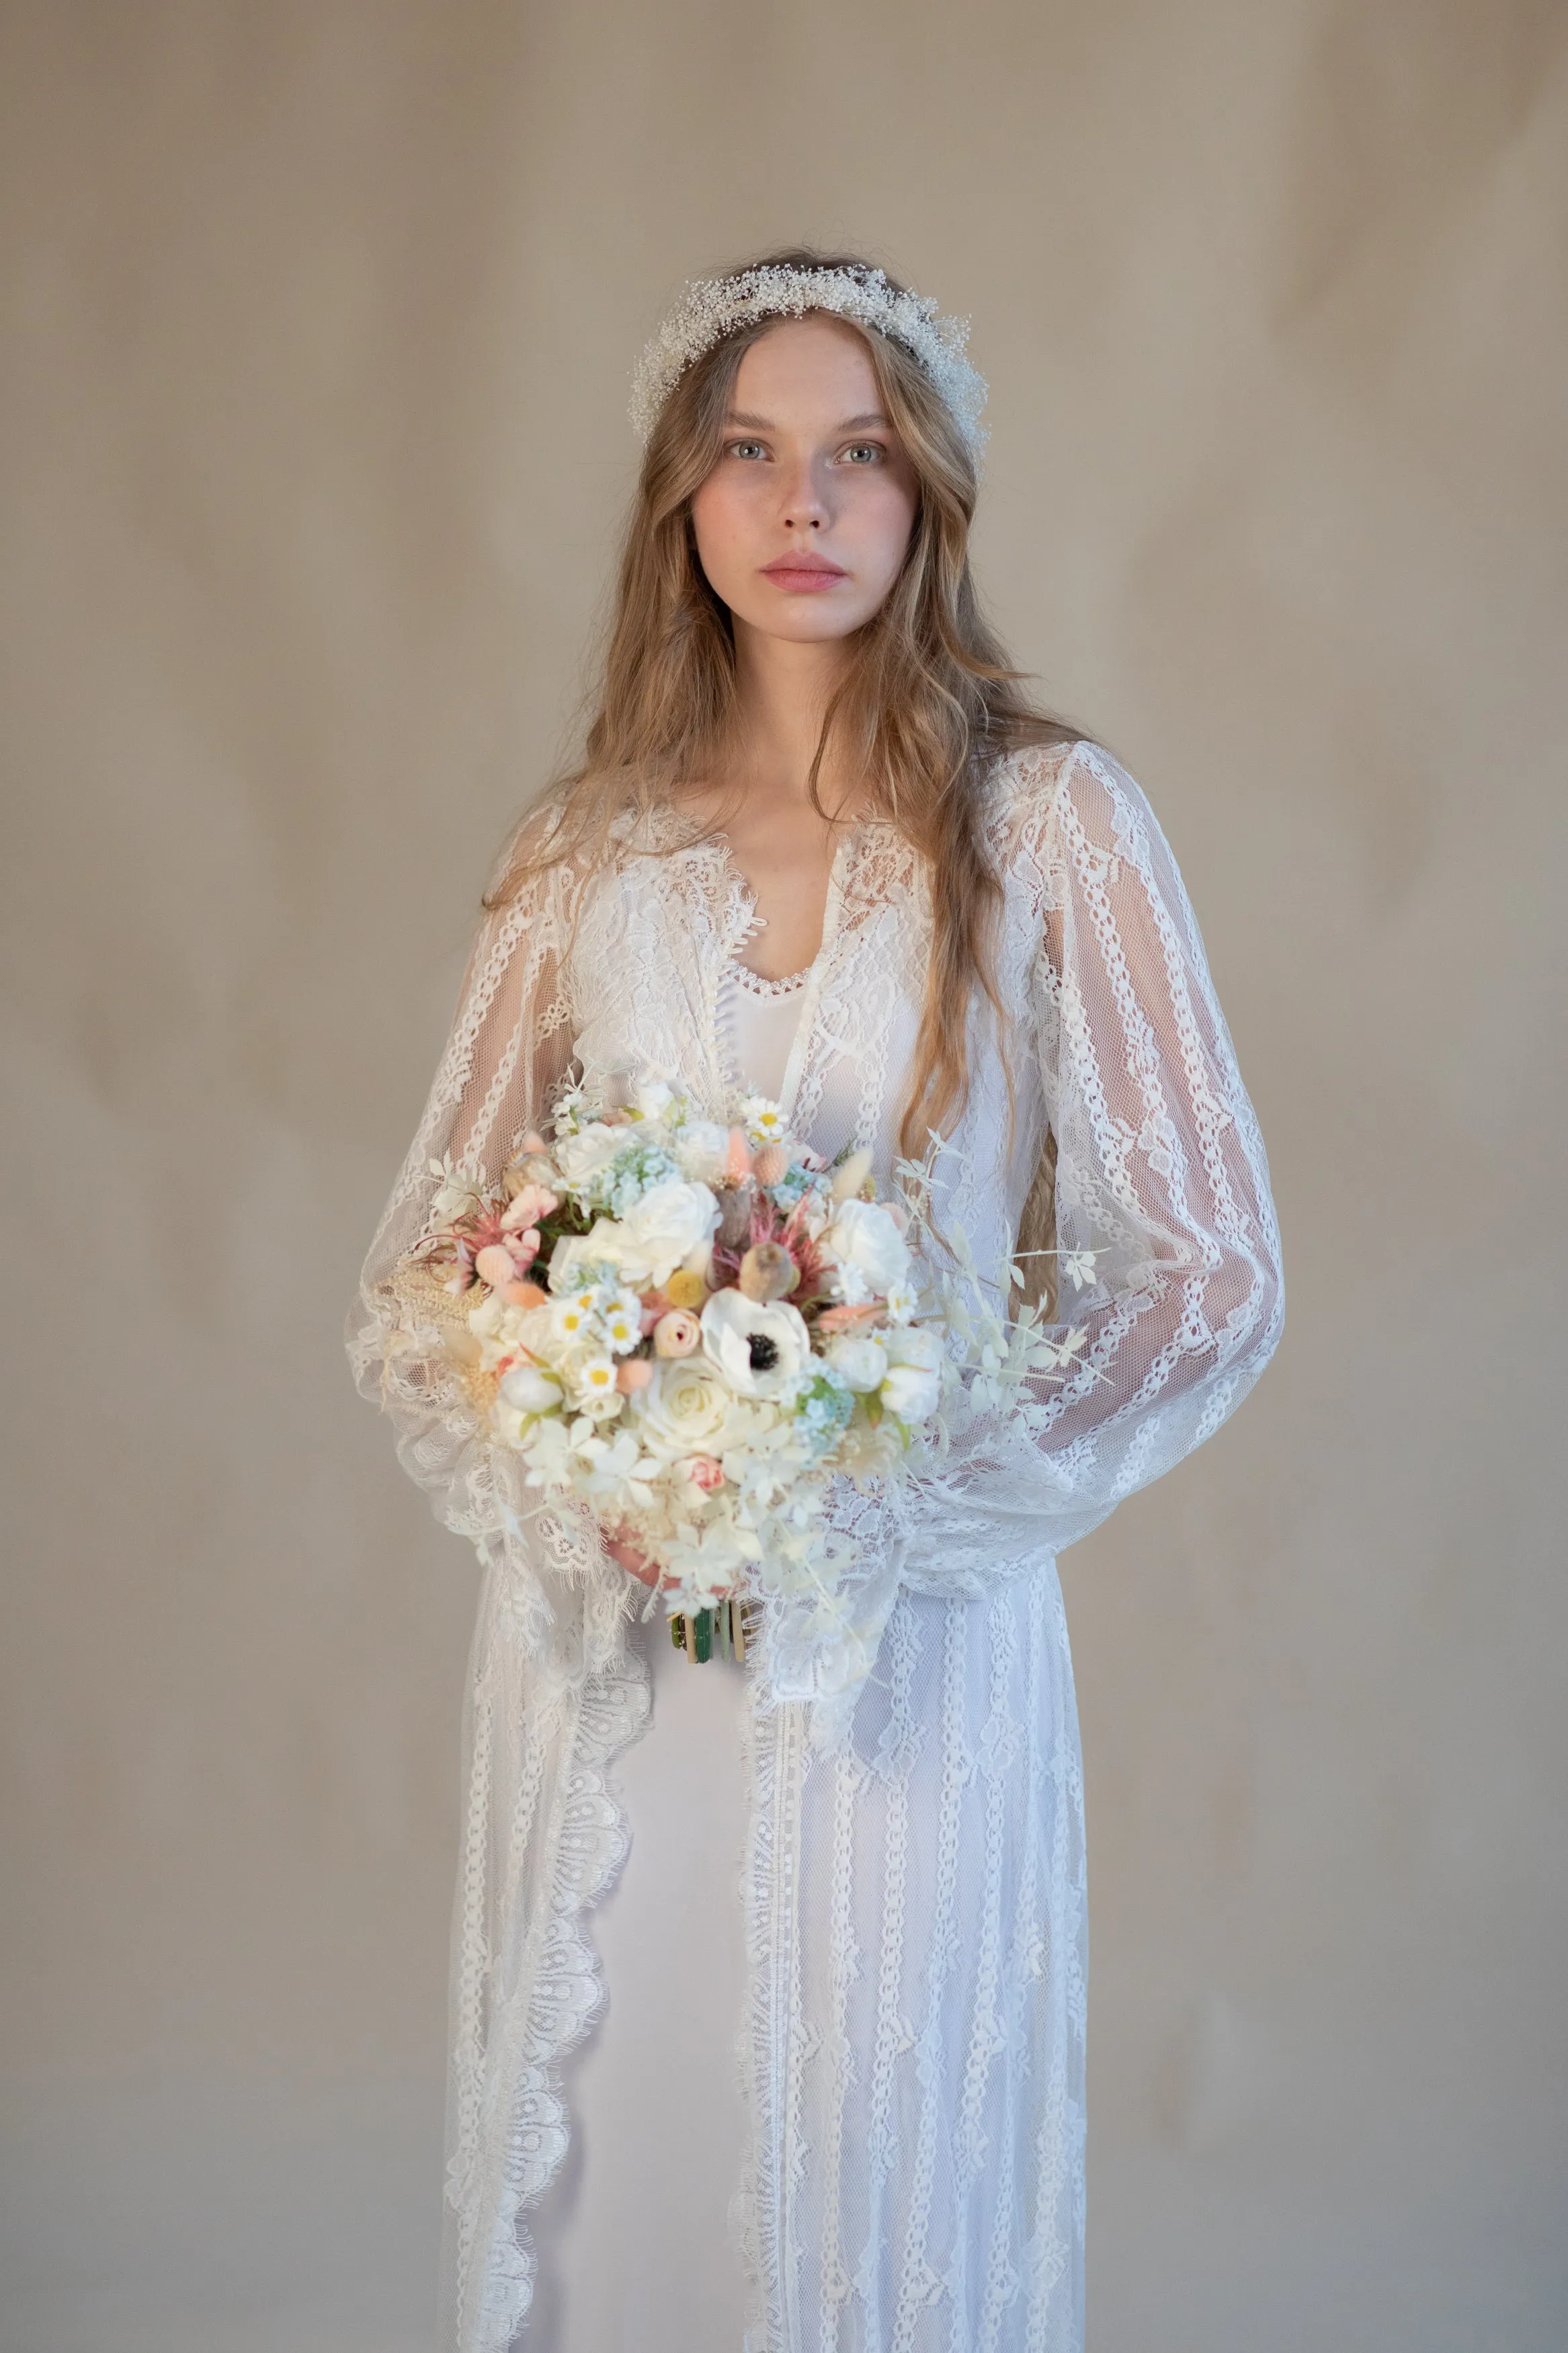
[503,1184,557,1232]
[815,1302,884,1332]
[474,1243,517,1289]
[616,1357,653,1394]
[725,1126,753,1184]
[652,1309,701,1358]
[687,1454,725,1493]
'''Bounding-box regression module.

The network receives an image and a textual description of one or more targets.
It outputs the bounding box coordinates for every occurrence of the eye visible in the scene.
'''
[727,438,768,461]
[839,441,886,466]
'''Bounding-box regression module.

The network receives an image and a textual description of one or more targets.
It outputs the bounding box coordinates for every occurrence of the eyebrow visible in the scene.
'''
[724,409,893,432]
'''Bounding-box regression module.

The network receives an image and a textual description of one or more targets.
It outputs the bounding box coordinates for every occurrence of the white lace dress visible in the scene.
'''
[349,740,1284,2353]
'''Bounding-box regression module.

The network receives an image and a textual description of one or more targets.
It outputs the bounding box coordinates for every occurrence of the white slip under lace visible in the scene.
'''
[348,739,1284,2352]
[720,956,811,1106]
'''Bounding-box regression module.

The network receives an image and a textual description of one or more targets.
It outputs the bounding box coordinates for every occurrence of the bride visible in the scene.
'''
[351,249,1283,2353]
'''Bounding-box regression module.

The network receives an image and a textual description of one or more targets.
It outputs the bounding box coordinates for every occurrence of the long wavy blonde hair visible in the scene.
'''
[492,247,1076,1154]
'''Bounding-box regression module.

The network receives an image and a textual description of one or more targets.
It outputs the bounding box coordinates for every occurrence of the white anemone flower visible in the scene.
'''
[700,1288,811,1400]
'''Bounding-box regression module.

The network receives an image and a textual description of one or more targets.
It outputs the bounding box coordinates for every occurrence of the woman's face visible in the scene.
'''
[690,316,919,647]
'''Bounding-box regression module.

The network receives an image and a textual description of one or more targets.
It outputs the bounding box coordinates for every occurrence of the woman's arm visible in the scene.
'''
[895,742,1284,1587]
[346,846,583,1547]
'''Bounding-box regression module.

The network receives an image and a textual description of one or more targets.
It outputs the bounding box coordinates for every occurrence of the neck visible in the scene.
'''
[725,620,856,813]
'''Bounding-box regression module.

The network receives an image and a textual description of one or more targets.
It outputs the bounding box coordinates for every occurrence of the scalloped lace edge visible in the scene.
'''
[450,1648,653,2352]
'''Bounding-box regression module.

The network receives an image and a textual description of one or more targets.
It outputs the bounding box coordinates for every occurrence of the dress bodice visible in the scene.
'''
[565,802,1048,1307]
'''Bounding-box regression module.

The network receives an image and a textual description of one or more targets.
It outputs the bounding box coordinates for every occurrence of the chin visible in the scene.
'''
[735,600,871,645]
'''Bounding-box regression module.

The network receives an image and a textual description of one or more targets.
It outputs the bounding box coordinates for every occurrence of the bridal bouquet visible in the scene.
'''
[411,1082,948,1618]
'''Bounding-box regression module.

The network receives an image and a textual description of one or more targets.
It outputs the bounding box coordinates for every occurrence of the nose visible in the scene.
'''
[778,451,829,532]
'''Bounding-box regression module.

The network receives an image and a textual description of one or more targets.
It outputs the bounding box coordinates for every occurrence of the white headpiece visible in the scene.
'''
[629,262,988,456]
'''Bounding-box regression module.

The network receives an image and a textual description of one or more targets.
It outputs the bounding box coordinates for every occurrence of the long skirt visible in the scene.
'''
[502,1572,1086,2353]
[525,1608,753,2350]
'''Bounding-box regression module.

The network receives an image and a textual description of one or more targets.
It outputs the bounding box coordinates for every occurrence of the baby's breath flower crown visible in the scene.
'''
[628,263,988,457]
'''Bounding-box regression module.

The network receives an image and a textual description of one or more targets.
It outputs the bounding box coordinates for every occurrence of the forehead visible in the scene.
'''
[730,315,883,418]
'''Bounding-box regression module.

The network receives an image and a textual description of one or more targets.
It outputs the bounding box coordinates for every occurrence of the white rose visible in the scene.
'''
[884,1324,941,1371]
[630,1078,675,1121]
[554,1121,625,1190]
[614,1179,720,1287]
[880,1361,941,1423]
[700,1287,811,1400]
[468,1291,554,1373]
[823,1197,911,1303]
[824,1332,889,1392]
[673,1119,731,1185]
[632,1356,730,1457]
[499,1362,563,1414]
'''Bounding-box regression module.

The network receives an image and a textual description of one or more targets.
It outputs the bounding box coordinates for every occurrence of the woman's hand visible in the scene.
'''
[604,1533,733,1602]
[605,1533,674,1591]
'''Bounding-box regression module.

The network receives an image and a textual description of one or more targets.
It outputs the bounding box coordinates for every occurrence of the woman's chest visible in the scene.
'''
[564,832,932,1166]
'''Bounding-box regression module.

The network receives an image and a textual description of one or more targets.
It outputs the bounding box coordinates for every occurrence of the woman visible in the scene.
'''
[351,250,1283,2353]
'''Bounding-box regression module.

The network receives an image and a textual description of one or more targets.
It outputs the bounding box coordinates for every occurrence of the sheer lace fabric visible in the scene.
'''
[349,740,1282,2351]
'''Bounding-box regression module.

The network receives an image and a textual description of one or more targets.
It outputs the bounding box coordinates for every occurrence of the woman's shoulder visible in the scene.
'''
[986,735,1165,883]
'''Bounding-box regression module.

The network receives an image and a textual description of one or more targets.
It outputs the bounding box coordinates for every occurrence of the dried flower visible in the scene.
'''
[503,1184,557,1230]
[739,1241,798,1302]
[830,1148,873,1203]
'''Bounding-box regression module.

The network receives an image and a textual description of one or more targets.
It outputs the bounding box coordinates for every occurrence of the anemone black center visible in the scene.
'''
[747,1334,780,1372]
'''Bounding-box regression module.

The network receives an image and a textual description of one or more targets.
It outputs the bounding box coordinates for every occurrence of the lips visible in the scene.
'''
[761,553,848,592]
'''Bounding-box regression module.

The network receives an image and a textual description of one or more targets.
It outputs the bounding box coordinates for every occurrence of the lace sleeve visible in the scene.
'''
[346,851,582,1546]
[897,741,1284,1589]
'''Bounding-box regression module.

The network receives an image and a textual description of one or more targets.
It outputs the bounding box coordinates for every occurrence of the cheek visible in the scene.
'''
[848,479,917,588]
[691,477,757,592]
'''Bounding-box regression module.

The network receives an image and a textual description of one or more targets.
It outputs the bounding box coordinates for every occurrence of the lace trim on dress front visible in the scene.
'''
[444,1562,652,2353]
[726,957,813,999]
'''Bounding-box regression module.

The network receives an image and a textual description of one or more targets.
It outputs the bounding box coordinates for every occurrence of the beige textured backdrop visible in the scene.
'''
[4,4,1565,2348]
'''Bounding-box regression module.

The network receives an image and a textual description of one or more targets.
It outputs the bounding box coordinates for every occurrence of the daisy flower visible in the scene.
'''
[741,1093,787,1147]
[601,1291,644,1355]
[573,1354,622,1414]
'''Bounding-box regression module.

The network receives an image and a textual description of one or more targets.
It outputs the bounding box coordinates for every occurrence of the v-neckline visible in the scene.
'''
[706,825,860,1122]
[710,821,859,986]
